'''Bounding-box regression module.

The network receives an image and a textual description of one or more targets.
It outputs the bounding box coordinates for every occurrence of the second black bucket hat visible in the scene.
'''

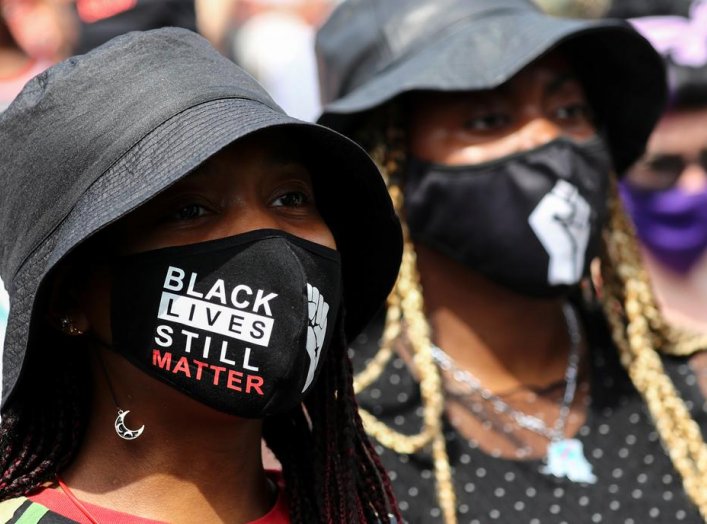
[316,0,667,172]
[0,27,402,411]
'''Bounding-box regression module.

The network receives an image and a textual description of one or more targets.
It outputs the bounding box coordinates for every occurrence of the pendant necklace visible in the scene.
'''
[96,352,145,440]
[431,302,597,484]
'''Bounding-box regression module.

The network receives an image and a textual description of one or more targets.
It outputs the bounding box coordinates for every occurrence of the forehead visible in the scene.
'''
[507,50,575,88]
[197,130,307,171]
[646,107,707,154]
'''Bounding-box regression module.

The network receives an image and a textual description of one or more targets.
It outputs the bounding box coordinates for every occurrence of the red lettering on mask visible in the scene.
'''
[172,356,191,378]
[151,350,266,397]
[152,349,172,370]
[246,375,264,396]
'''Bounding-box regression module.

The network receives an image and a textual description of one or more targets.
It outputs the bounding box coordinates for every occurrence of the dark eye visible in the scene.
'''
[272,191,311,208]
[554,103,592,123]
[171,204,209,221]
[464,113,512,131]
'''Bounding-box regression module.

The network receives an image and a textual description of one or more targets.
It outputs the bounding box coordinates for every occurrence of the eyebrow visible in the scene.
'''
[265,149,313,175]
[546,73,580,95]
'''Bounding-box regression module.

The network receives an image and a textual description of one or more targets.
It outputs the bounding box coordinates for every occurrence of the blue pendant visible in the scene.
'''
[541,438,597,484]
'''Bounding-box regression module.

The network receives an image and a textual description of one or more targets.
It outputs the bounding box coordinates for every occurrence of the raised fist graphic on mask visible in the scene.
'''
[302,283,330,392]
[528,180,591,285]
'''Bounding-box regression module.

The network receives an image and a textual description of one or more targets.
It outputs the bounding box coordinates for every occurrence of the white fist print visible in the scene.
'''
[302,283,330,392]
[528,180,591,285]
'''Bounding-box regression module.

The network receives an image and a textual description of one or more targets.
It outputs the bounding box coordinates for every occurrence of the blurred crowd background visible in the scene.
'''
[2,0,707,348]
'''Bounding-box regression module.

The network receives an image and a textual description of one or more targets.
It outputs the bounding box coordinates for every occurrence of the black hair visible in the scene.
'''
[607,0,693,18]
[665,61,707,110]
[0,302,400,523]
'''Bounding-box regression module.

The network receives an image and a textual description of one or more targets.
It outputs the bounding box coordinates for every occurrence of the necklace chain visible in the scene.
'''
[431,302,582,441]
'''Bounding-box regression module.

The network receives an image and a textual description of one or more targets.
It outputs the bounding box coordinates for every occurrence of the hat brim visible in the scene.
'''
[1,97,402,410]
[319,13,666,173]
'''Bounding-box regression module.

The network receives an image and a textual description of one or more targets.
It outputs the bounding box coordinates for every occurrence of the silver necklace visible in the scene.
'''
[431,302,597,483]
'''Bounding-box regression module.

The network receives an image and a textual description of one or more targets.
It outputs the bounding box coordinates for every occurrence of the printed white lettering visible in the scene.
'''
[163,266,185,292]
[182,329,199,353]
[186,272,204,298]
[243,347,259,371]
[158,292,274,346]
[253,290,278,316]
[155,325,173,347]
[202,335,212,359]
[220,340,236,365]
[204,279,227,304]
[231,284,252,309]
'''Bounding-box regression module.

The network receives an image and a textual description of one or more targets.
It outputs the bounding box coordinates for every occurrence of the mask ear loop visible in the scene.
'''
[96,350,145,441]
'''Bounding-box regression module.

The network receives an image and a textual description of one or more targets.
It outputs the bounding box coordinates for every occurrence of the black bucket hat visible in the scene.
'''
[0,27,402,411]
[316,0,667,172]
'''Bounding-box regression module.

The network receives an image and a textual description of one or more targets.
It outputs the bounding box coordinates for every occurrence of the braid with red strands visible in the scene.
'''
[264,314,401,523]
[0,332,90,500]
[0,312,400,523]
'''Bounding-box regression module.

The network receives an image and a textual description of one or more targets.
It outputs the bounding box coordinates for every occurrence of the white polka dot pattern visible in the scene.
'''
[353,310,707,523]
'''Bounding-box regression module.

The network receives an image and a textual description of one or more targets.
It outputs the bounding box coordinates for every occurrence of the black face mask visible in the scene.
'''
[403,138,612,297]
[110,229,342,418]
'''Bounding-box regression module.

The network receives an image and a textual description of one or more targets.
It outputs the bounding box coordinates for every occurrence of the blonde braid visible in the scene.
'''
[599,177,707,520]
[352,111,457,524]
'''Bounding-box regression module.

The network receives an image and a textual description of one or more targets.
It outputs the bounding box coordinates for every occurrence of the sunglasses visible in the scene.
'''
[627,150,707,191]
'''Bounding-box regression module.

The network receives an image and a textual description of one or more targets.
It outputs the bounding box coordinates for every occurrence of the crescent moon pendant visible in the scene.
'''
[114,409,145,440]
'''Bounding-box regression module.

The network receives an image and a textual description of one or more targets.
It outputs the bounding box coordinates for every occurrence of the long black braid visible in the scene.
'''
[264,314,401,523]
[0,330,90,499]
[0,316,400,523]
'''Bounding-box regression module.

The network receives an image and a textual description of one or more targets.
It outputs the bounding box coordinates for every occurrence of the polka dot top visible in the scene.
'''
[352,305,707,523]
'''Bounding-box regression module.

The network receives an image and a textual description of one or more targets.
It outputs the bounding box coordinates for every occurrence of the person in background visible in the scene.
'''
[316,0,707,522]
[0,0,75,65]
[620,1,707,350]
[0,9,51,111]
[227,0,334,121]
[71,0,196,53]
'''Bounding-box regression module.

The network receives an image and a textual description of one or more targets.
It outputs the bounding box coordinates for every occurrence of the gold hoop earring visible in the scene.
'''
[60,316,84,336]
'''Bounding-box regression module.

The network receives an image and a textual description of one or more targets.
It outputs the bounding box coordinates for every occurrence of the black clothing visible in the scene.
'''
[607,0,693,18]
[353,307,707,523]
[73,0,197,54]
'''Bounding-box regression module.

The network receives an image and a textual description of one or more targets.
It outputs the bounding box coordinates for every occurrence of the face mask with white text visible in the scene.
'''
[109,229,342,418]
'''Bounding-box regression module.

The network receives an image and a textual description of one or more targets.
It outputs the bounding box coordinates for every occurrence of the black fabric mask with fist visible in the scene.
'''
[109,229,342,418]
[403,138,612,297]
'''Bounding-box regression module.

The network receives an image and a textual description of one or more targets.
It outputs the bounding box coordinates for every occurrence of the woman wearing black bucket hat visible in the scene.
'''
[316,0,707,522]
[0,28,402,523]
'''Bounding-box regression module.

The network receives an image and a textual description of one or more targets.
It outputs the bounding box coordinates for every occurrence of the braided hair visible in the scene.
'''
[264,315,401,522]
[0,295,400,523]
[352,104,707,523]
[0,330,90,500]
